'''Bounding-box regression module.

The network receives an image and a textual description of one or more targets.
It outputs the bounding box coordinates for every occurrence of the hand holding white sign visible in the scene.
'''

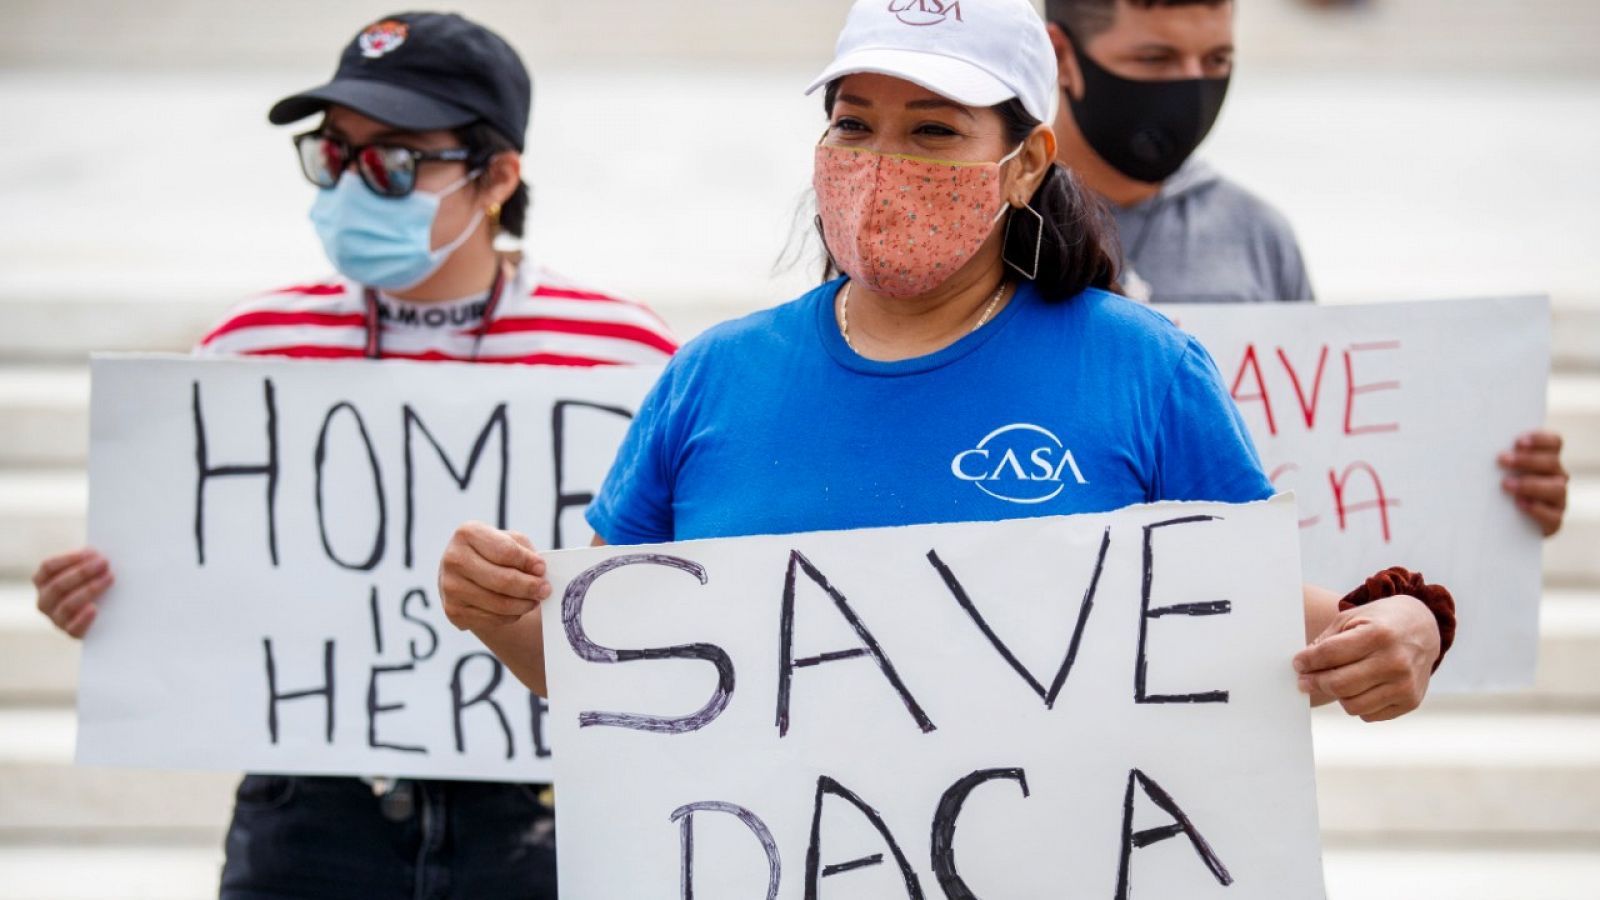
[1294,593,1440,721]
[439,521,556,696]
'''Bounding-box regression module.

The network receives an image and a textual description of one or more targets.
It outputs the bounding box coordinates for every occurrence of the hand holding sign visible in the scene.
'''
[438,521,551,630]
[439,522,558,697]
[1294,593,1439,722]
[1498,429,1569,536]
[32,547,114,639]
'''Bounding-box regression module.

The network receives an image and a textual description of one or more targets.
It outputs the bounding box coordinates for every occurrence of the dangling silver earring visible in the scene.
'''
[1003,202,1045,281]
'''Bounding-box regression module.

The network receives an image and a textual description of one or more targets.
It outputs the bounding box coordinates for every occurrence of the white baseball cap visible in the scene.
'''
[804,0,1058,123]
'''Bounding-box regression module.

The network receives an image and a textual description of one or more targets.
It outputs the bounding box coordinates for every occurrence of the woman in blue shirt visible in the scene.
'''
[438,0,1445,726]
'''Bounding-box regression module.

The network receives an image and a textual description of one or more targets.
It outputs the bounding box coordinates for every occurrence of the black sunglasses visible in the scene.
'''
[294,130,483,198]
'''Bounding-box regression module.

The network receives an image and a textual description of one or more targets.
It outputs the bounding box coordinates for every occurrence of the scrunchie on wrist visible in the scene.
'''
[1339,567,1456,673]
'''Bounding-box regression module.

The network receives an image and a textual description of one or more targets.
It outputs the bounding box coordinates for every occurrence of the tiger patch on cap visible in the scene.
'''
[358,20,409,58]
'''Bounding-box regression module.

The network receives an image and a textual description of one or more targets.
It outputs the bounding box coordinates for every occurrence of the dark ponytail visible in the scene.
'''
[815,83,1122,300]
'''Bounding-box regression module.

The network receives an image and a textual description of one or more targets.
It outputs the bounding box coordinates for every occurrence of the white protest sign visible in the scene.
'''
[542,496,1324,899]
[77,353,662,781]
[1169,296,1550,691]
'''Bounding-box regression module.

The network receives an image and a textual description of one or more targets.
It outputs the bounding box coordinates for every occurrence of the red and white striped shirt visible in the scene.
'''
[197,263,677,365]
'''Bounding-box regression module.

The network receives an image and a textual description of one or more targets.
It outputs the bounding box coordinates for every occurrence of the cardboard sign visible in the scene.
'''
[1171,296,1551,691]
[542,496,1325,899]
[76,354,661,781]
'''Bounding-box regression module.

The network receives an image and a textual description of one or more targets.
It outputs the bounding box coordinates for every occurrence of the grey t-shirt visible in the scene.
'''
[1109,159,1314,304]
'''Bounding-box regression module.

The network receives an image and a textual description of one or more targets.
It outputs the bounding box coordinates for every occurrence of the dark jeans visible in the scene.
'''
[219,775,557,900]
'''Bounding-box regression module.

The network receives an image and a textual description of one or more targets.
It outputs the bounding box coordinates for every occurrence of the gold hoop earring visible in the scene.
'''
[487,202,502,226]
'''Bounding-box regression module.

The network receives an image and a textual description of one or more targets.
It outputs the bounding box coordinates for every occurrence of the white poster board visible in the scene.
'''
[1171,297,1550,691]
[76,354,661,781]
[542,496,1325,899]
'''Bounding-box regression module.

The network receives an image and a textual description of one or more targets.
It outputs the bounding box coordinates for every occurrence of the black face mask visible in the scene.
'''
[1065,40,1231,184]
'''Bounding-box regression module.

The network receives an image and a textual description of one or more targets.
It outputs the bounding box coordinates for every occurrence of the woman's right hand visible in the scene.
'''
[34,548,114,639]
[438,521,551,633]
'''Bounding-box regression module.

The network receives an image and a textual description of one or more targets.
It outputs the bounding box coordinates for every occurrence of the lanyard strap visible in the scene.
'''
[362,262,509,361]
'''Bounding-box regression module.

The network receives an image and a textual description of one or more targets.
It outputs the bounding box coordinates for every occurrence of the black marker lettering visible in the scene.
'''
[193,378,279,566]
[262,638,334,744]
[562,553,733,734]
[930,768,1030,899]
[928,527,1110,708]
[400,588,440,662]
[529,694,553,759]
[671,800,781,900]
[313,402,387,571]
[366,662,424,754]
[450,652,514,759]
[1115,768,1233,899]
[550,400,633,549]
[402,403,509,567]
[778,550,934,737]
[1137,516,1231,704]
[368,585,384,655]
[805,775,923,899]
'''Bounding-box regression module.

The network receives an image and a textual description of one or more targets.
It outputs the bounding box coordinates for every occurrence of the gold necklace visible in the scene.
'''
[838,280,1009,354]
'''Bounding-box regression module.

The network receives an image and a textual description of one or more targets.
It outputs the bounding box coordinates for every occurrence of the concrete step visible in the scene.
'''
[1312,708,1600,838]
[1553,307,1600,373]
[0,365,89,468]
[0,709,235,839]
[1545,480,1600,586]
[0,838,1595,900]
[1548,372,1600,473]
[0,471,84,581]
[0,842,223,900]
[3,362,1592,470]
[0,582,79,703]
[1321,840,1600,900]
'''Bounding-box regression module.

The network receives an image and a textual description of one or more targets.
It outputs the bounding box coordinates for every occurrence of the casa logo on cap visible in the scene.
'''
[358,20,409,59]
[888,0,964,27]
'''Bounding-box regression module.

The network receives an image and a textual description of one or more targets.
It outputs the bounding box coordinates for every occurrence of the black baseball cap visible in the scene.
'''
[268,12,532,151]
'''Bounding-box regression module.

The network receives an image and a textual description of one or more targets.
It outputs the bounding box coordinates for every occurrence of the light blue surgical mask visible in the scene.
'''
[309,171,484,291]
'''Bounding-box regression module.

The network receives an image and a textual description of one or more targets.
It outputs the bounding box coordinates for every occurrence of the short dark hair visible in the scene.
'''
[1045,0,1231,41]
[454,121,529,238]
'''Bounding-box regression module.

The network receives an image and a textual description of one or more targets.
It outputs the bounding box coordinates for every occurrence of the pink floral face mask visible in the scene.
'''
[814,142,1022,298]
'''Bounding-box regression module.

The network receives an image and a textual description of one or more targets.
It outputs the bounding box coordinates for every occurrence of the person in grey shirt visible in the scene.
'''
[1042,0,1568,534]
[1109,157,1313,303]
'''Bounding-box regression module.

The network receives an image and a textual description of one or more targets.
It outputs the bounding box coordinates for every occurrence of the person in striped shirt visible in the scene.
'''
[31,12,673,899]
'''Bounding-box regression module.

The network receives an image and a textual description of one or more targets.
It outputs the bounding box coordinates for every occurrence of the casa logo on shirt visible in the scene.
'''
[358,20,409,59]
[951,423,1089,504]
[888,1,963,27]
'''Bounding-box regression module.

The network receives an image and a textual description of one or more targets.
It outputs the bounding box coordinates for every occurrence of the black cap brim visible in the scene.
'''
[268,77,479,131]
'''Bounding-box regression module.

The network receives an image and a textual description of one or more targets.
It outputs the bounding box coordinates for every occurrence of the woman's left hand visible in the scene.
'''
[1292,595,1440,722]
[1499,429,1568,537]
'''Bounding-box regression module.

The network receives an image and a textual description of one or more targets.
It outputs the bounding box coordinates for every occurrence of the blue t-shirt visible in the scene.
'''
[587,279,1271,545]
